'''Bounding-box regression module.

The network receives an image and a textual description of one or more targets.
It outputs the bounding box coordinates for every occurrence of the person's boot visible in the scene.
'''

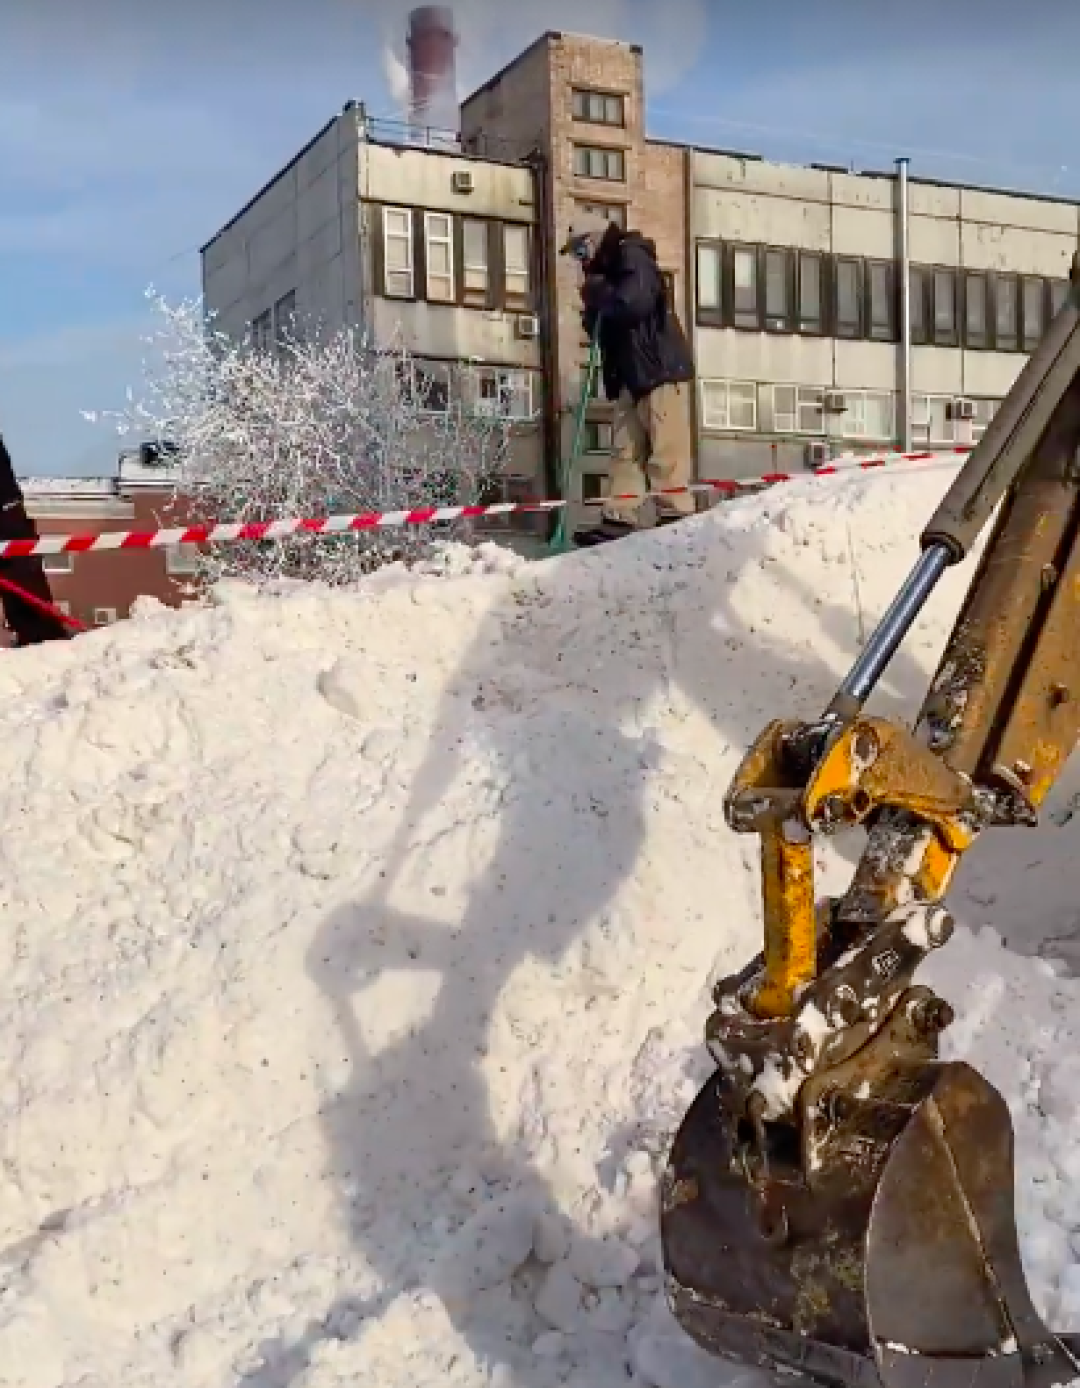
[573,516,637,547]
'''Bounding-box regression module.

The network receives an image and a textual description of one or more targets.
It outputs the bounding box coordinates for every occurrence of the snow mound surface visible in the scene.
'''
[3,467,1080,1388]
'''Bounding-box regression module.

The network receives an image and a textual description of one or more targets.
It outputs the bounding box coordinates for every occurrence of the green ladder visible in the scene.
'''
[550,328,602,554]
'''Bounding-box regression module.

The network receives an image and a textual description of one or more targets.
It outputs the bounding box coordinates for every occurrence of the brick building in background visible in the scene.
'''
[3,454,199,642]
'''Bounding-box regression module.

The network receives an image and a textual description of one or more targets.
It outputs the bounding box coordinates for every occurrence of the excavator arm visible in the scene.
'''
[660,260,1080,1388]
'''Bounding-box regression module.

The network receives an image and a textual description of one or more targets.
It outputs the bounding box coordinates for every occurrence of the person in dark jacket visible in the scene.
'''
[0,433,72,646]
[561,213,696,546]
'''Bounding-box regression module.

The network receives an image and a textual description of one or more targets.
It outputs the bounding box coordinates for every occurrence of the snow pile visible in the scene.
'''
[2,465,1080,1388]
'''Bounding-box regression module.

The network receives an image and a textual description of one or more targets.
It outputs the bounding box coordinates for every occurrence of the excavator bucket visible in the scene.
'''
[661,1056,1080,1388]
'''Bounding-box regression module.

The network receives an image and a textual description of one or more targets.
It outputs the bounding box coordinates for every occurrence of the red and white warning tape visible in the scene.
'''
[8,446,970,559]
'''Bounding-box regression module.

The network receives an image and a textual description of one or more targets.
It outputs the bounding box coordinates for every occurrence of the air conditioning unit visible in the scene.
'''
[823,391,847,413]
[515,314,540,339]
[949,397,976,421]
[805,440,830,469]
[451,169,474,194]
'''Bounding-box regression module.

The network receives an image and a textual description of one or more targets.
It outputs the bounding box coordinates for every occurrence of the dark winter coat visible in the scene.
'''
[580,228,695,403]
[0,433,71,645]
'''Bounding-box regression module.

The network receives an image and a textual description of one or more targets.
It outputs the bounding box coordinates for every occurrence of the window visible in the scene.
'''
[273,291,296,349]
[166,545,201,576]
[912,394,956,445]
[581,472,609,502]
[931,269,957,345]
[572,89,625,126]
[406,359,451,413]
[424,212,454,302]
[838,390,894,441]
[576,200,626,229]
[834,258,861,338]
[909,266,930,345]
[474,368,534,420]
[730,245,759,329]
[972,397,1000,441]
[251,309,272,352]
[1022,277,1045,352]
[93,608,118,625]
[1050,279,1070,319]
[964,272,989,349]
[771,385,824,434]
[382,206,414,297]
[764,248,793,331]
[696,242,722,318]
[572,144,625,181]
[798,253,824,333]
[700,379,757,431]
[503,224,531,303]
[41,550,74,574]
[462,218,490,299]
[583,420,613,453]
[580,358,602,400]
[868,262,895,341]
[994,273,1018,351]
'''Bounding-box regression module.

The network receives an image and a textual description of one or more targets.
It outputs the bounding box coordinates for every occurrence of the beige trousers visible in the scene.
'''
[604,382,694,524]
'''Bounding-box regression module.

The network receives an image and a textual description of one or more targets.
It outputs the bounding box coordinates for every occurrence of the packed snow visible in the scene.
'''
[2,464,1080,1388]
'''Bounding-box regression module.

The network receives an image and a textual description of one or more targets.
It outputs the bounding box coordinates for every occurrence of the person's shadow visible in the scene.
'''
[238,497,940,1387]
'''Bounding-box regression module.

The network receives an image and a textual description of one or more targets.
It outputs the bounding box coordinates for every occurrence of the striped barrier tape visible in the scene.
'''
[9,446,971,559]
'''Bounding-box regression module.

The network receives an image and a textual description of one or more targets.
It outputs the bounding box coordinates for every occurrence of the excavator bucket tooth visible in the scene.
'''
[660,1063,1079,1388]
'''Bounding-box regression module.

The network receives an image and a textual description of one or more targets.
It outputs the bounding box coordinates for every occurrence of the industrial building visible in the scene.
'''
[200,15,1080,530]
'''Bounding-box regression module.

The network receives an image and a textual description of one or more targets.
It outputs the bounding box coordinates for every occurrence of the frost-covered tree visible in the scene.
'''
[91,293,515,584]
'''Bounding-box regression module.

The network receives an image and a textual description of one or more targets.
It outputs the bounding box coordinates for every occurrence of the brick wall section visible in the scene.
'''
[462,33,694,510]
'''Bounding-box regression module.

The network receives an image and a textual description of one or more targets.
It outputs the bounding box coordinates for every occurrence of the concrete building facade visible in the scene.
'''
[198,28,1080,533]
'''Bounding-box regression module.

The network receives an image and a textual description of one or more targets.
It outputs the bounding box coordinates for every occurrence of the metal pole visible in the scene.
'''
[825,544,950,717]
[896,157,913,453]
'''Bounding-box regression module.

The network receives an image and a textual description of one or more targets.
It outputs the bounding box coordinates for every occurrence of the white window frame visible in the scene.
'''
[93,608,118,625]
[771,384,825,435]
[462,218,489,297]
[584,420,614,453]
[382,206,414,298]
[503,223,530,302]
[474,367,535,421]
[700,379,757,432]
[166,544,202,576]
[911,393,956,445]
[41,550,74,574]
[423,211,454,302]
[830,389,895,442]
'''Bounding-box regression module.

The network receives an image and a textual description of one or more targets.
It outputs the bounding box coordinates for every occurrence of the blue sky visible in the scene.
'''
[2,0,1079,476]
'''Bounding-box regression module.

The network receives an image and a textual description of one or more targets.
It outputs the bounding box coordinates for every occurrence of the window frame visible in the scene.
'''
[502,222,532,307]
[571,88,626,127]
[381,205,415,299]
[582,420,614,454]
[423,210,455,303]
[695,240,723,325]
[251,308,272,353]
[833,256,863,339]
[833,388,895,442]
[771,384,825,435]
[797,252,825,335]
[474,367,536,421]
[1021,275,1047,353]
[41,550,74,574]
[992,271,1019,352]
[866,259,896,342]
[580,471,609,503]
[460,216,491,305]
[763,246,795,333]
[909,265,931,346]
[1050,278,1070,321]
[963,270,989,350]
[928,266,958,347]
[911,393,958,446]
[571,142,626,182]
[727,242,761,331]
[700,378,758,432]
[575,199,626,229]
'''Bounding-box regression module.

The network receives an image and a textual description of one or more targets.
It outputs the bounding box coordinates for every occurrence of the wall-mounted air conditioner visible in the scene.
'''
[451,169,474,194]
[823,391,847,413]
[805,440,830,468]
[516,314,540,339]
[948,398,976,421]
